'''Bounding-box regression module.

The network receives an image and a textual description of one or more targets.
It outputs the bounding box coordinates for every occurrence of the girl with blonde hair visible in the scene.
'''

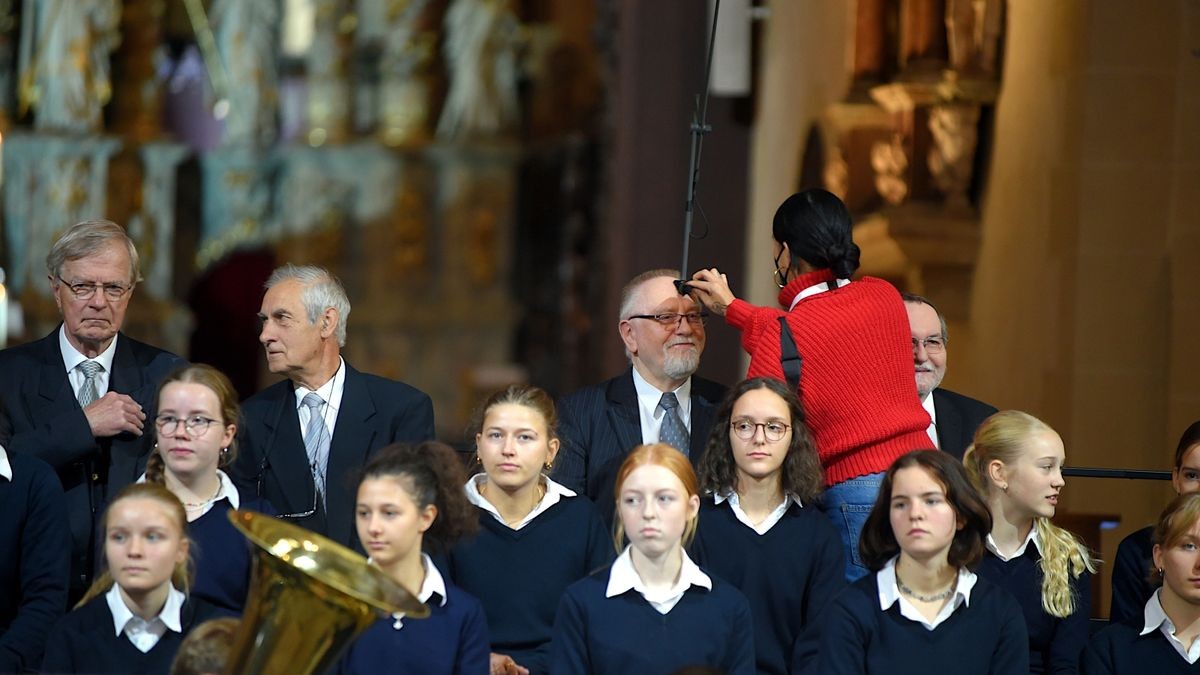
[963,411,1098,673]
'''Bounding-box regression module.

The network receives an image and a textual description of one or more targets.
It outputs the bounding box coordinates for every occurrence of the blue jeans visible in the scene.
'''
[819,471,885,582]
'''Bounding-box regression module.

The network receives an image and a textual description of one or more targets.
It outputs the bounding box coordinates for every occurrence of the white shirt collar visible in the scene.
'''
[0,446,11,482]
[630,367,693,444]
[712,491,802,535]
[135,469,240,514]
[606,546,711,615]
[465,474,576,530]
[787,277,851,311]
[387,554,447,630]
[1141,588,1200,664]
[59,323,119,377]
[922,393,939,449]
[877,556,976,631]
[985,522,1042,562]
[293,357,347,435]
[105,582,185,637]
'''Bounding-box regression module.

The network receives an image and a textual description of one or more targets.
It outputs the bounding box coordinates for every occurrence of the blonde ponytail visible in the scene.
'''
[1034,517,1097,617]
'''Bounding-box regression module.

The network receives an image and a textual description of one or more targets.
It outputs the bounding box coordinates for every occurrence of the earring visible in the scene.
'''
[544,461,553,471]
[221,447,229,456]
[772,267,787,289]
[1000,483,1009,492]
[1158,567,1164,576]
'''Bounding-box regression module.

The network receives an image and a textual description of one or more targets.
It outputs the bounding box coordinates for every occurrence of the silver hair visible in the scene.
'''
[617,268,680,321]
[45,220,141,284]
[265,264,352,347]
[900,291,949,343]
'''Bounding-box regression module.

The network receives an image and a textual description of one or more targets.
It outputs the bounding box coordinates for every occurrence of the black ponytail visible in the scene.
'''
[772,189,860,278]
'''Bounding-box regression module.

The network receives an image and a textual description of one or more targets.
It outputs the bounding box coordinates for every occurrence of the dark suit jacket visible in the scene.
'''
[231,362,435,549]
[933,387,998,460]
[553,368,726,523]
[0,328,183,590]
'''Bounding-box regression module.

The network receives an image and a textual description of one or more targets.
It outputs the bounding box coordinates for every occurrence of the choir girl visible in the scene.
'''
[337,442,490,675]
[1082,492,1200,673]
[819,450,1029,674]
[443,384,611,675]
[691,377,844,675]
[41,483,228,674]
[0,399,70,673]
[552,443,755,675]
[688,189,930,581]
[1110,420,1200,623]
[963,410,1097,673]
[168,617,239,675]
[145,364,275,612]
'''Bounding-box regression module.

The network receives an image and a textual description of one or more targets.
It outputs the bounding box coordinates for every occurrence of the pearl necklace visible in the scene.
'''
[182,480,222,511]
[895,570,956,603]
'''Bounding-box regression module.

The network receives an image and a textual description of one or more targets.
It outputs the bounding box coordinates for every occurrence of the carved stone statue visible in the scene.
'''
[927,104,980,207]
[210,0,279,147]
[18,0,121,133]
[436,0,521,140]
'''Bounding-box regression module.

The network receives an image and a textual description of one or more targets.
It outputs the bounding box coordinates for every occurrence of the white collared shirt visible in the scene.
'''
[985,522,1042,562]
[631,367,692,446]
[0,446,11,482]
[294,357,347,442]
[606,546,711,615]
[105,583,185,653]
[922,392,939,449]
[877,556,976,631]
[465,474,576,530]
[787,278,851,311]
[389,554,448,630]
[60,325,118,400]
[713,491,802,535]
[136,469,240,518]
[1142,589,1200,664]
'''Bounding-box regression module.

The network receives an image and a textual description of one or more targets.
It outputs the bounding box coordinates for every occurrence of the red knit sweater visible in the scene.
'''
[725,269,931,485]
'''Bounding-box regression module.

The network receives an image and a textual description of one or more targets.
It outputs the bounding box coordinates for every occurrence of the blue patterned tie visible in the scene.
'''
[76,360,102,408]
[301,393,330,506]
[658,392,689,456]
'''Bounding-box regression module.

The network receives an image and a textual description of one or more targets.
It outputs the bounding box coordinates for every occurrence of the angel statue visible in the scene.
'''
[435,0,521,140]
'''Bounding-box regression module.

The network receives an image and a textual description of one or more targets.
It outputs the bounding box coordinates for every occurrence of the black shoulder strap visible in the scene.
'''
[777,316,802,393]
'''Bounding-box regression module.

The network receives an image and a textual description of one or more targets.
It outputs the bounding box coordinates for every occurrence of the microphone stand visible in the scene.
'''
[675,0,721,297]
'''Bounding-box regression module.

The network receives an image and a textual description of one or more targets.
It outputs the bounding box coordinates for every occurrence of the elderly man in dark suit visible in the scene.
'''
[554,269,726,523]
[902,292,997,460]
[232,264,434,548]
[0,220,185,595]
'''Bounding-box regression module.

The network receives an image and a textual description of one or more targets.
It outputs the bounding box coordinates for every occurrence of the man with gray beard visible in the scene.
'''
[554,269,726,524]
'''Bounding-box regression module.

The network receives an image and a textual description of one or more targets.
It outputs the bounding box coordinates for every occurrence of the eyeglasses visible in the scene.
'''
[626,312,708,327]
[155,415,220,437]
[912,336,946,354]
[56,276,132,301]
[731,419,791,442]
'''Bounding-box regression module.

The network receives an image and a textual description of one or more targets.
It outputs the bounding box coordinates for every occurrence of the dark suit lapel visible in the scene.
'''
[688,385,716,464]
[105,335,152,488]
[325,365,377,545]
[932,391,963,457]
[264,386,316,514]
[605,371,643,458]
[34,329,77,418]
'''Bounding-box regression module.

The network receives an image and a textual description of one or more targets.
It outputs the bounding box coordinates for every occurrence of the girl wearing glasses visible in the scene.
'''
[820,450,1028,674]
[553,443,755,675]
[339,442,489,675]
[443,385,611,675]
[42,483,228,674]
[1083,492,1200,673]
[687,189,930,582]
[145,364,275,612]
[692,377,844,675]
[963,411,1096,674]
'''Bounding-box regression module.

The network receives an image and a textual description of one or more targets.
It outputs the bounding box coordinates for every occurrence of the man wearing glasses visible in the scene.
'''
[902,292,997,460]
[554,268,726,524]
[232,264,434,549]
[0,220,185,598]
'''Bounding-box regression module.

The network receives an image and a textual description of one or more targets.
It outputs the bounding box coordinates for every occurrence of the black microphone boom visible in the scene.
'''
[674,0,721,297]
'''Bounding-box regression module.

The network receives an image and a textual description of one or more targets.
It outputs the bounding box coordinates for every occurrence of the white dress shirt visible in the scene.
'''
[631,367,692,445]
[877,556,976,631]
[985,522,1042,562]
[712,491,803,535]
[293,357,347,442]
[105,583,185,653]
[137,469,240,519]
[922,392,939,449]
[389,554,447,630]
[0,446,11,482]
[1142,588,1200,664]
[465,474,576,530]
[60,325,118,399]
[606,546,711,615]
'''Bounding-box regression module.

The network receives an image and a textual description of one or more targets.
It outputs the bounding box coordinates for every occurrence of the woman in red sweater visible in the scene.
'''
[690,188,930,581]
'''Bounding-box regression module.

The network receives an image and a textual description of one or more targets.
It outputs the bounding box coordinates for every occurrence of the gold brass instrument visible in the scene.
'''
[224,510,429,675]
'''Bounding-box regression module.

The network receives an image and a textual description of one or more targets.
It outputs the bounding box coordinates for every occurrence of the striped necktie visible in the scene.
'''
[658,392,689,456]
[76,360,103,408]
[301,393,330,505]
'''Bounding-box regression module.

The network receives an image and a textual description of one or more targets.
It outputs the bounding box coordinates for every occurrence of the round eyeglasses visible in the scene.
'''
[155,414,220,437]
[730,419,790,442]
[912,336,946,354]
[56,276,132,301]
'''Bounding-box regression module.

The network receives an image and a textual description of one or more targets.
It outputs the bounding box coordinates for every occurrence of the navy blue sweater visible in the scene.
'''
[40,593,230,674]
[1081,618,1198,674]
[690,498,845,675]
[443,495,612,674]
[977,546,1092,674]
[819,571,1030,674]
[187,490,276,613]
[1109,526,1153,624]
[0,453,70,673]
[552,565,756,675]
[337,574,490,675]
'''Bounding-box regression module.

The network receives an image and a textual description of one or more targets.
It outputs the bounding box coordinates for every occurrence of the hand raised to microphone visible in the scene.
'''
[688,268,736,316]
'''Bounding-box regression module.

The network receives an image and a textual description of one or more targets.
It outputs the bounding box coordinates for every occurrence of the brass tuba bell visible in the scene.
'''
[223,510,429,675]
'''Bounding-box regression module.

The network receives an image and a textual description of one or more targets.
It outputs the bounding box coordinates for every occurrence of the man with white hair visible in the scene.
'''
[554,269,726,523]
[903,292,997,460]
[232,264,434,547]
